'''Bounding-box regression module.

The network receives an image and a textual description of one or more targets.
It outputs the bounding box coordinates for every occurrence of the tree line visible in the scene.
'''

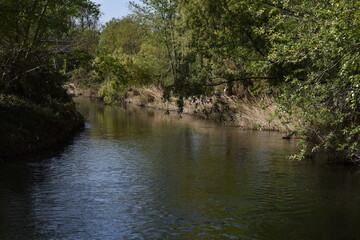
[1,0,359,163]
[83,0,359,163]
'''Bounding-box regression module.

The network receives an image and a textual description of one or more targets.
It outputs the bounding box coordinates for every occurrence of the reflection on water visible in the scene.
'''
[1,98,360,239]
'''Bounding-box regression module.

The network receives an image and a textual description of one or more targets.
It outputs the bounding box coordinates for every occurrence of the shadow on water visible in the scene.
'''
[1,97,360,239]
[0,125,87,239]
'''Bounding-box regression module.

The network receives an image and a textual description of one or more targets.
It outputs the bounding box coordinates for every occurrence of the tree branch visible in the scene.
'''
[205,76,277,86]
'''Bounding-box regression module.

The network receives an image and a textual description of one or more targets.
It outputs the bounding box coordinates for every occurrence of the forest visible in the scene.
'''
[0,0,359,163]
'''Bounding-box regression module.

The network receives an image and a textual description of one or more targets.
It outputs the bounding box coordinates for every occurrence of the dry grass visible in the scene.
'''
[124,86,178,111]
[232,96,296,132]
[123,86,298,133]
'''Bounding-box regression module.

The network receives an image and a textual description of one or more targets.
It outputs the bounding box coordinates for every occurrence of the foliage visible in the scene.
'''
[0,93,83,157]
[267,0,360,162]
[0,0,99,156]
[95,52,156,103]
[63,29,100,73]
[92,15,171,103]
[99,17,145,55]
[128,0,360,163]
[0,0,100,97]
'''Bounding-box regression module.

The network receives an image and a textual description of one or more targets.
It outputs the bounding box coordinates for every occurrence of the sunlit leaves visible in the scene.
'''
[269,0,360,162]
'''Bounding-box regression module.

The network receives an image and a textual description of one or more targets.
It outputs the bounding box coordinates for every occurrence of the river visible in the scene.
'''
[1,98,360,239]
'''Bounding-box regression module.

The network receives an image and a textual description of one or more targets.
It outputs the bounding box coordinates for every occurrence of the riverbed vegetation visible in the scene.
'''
[1,0,359,163]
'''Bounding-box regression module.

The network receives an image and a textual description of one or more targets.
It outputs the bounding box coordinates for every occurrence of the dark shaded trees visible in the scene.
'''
[0,0,100,157]
[0,0,100,100]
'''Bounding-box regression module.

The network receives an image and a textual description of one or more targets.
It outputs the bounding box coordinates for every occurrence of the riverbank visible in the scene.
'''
[125,87,297,132]
[0,94,84,159]
[73,84,297,133]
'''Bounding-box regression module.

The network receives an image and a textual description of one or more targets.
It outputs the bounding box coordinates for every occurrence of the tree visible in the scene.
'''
[130,0,360,162]
[131,0,180,85]
[267,0,360,162]
[0,0,100,100]
[93,12,172,102]
[99,17,145,55]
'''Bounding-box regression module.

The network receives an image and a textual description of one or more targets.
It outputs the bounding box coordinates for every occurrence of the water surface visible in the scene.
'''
[1,98,360,239]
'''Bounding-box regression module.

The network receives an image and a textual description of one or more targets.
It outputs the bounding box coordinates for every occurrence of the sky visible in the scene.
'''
[92,0,142,24]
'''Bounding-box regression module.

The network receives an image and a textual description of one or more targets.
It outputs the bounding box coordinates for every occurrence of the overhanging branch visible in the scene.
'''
[205,76,278,86]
